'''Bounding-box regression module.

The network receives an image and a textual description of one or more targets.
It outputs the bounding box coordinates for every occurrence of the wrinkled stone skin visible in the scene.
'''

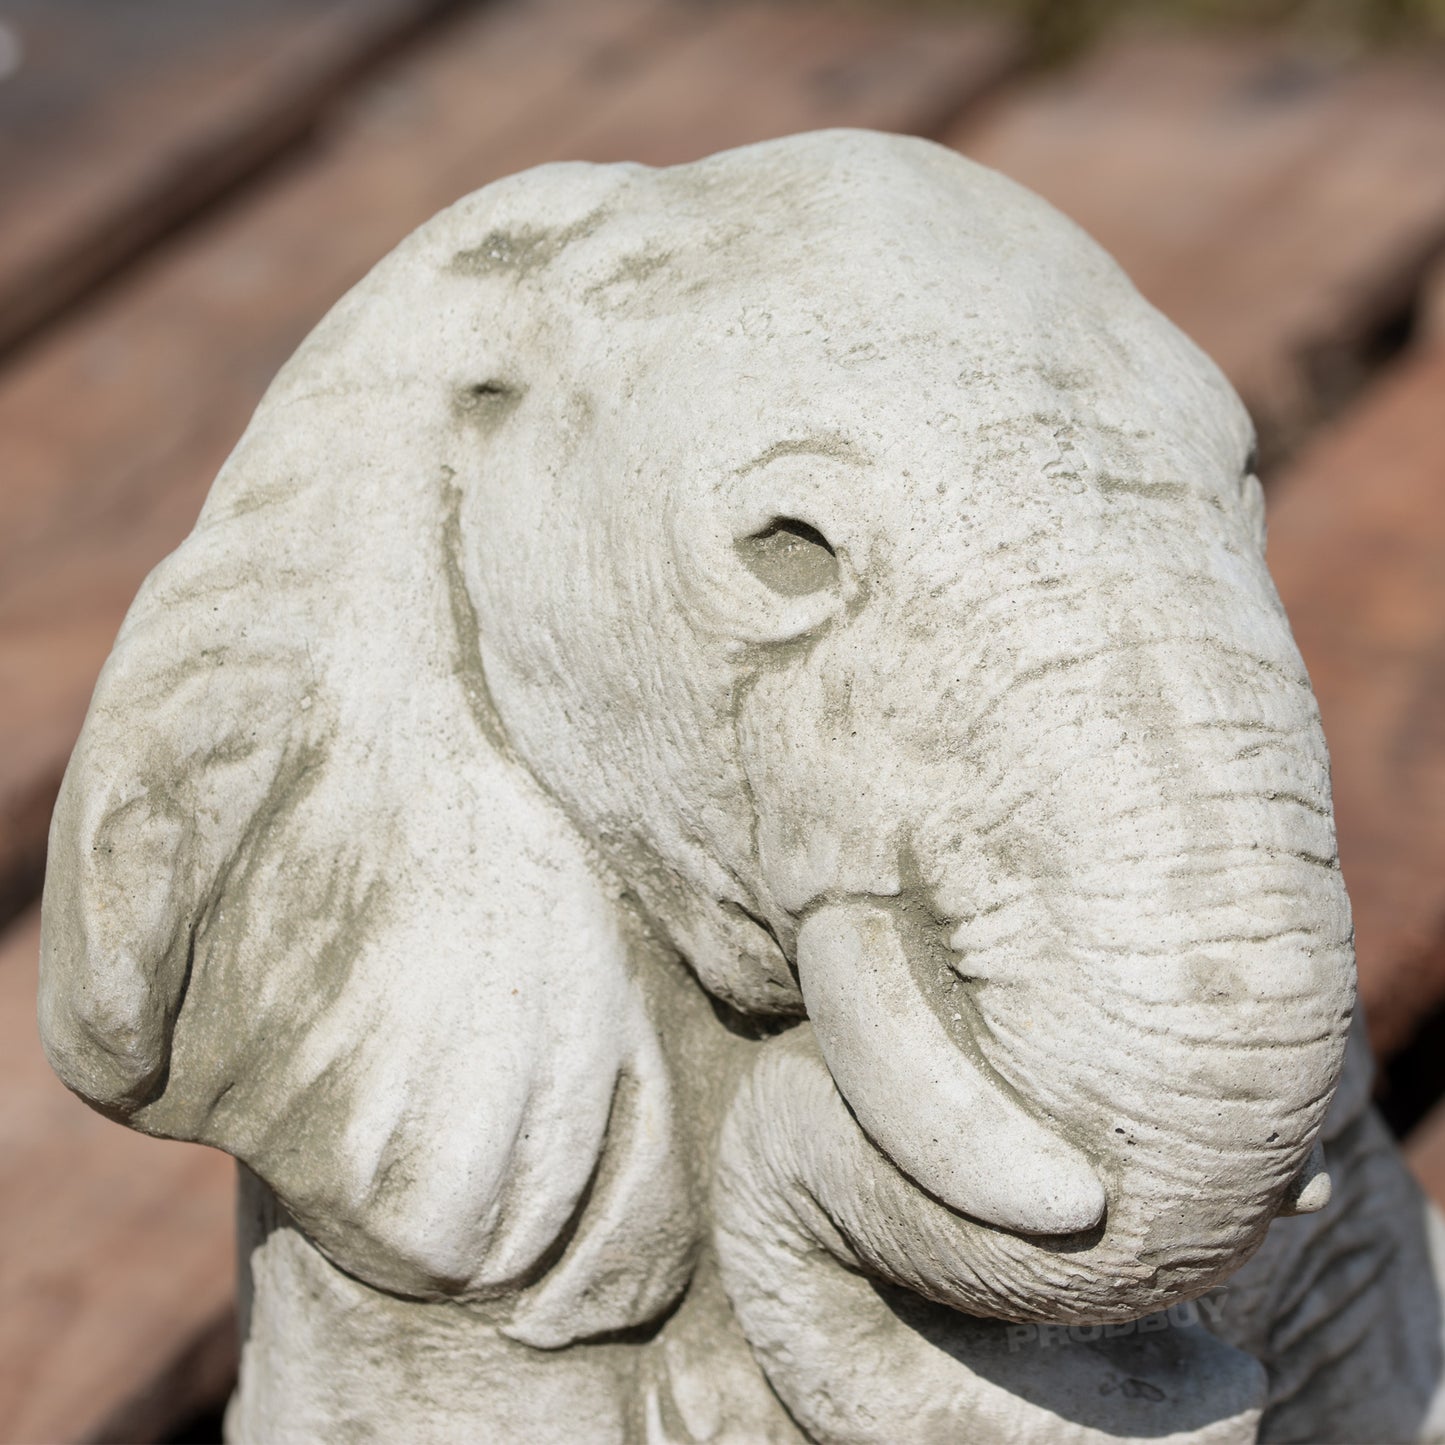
[38,131,1445,1443]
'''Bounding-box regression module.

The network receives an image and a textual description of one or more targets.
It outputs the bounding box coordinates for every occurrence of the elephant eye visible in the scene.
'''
[736,516,839,597]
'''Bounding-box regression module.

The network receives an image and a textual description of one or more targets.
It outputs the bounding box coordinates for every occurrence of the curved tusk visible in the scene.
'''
[1277,1139,1331,1217]
[796,899,1106,1236]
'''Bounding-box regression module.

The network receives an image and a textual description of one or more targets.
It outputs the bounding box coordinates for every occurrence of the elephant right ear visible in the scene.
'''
[37,244,697,1342]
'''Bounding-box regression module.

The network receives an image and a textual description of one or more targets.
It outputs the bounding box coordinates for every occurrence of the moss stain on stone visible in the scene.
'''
[449,209,609,281]
[439,468,512,757]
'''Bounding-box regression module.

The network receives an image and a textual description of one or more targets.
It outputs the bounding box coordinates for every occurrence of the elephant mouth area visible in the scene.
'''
[795,892,1118,1237]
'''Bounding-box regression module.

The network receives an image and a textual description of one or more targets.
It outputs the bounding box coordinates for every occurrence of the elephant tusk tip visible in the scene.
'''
[1278,1140,1331,1217]
[995,1160,1107,1237]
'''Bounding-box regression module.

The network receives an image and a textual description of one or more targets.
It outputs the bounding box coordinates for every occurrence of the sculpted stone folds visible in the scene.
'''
[38,132,1445,1442]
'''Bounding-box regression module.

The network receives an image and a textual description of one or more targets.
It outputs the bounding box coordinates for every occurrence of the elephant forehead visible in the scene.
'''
[582,274,1245,542]
[420,135,1237,443]
[597,329,1238,560]
[270,131,1250,531]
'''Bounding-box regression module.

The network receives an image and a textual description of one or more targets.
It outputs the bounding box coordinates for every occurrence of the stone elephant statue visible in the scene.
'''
[37,130,1445,1443]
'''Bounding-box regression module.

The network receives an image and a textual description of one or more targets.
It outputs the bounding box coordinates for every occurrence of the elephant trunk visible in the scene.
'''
[795,877,1348,1322]
[712,1028,1273,1444]
[763,629,1355,1323]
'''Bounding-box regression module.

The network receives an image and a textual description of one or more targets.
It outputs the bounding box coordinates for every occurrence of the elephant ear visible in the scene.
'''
[37,191,696,1345]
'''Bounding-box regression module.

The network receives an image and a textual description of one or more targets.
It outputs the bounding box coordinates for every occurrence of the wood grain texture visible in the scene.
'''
[0,0,1020,933]
[946,32,1445,458]
[1266,340,1445,1061]
[0,0,462,355]
[0,910,236,1444]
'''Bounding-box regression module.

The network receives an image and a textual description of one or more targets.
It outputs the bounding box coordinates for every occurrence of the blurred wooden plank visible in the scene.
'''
[947,32,1445,458]
[1266,340,1445,1061]
[0,910,236,1444]
[0,0,464,355]
[564,1,1019,165]
[85,1310,234,1445]
[0,0,1018,927]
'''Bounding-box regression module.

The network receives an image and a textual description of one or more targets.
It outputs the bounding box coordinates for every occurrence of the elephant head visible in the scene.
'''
[39,130,1354,1412]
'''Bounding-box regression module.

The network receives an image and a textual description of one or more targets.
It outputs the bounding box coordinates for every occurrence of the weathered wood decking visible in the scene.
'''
[2,2,1443,1437]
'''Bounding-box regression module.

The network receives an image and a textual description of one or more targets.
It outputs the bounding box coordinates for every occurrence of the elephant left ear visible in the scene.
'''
[37,298,697,1343]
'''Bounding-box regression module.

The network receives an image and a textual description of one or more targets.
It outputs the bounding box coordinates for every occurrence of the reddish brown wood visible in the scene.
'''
[0,0,1019,929]
[563,2,1019,166]
[84,1309,236,1445]
[946,32,1445,457]
[0,0,464,355]
[1266,340,1445,1060]
[0,910,235,1444]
